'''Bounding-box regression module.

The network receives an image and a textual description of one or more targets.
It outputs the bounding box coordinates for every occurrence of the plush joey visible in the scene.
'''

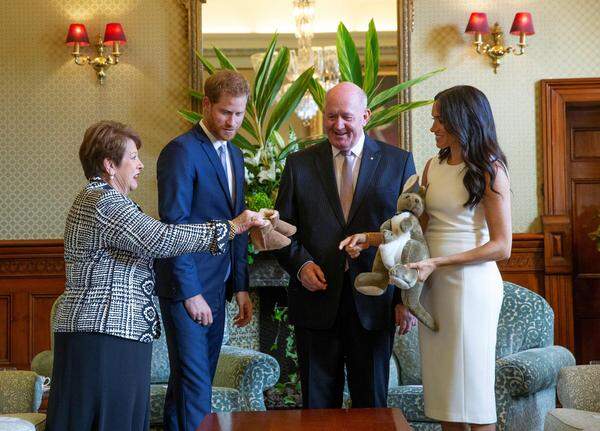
[249,208,297,251]
[354,175,437,331]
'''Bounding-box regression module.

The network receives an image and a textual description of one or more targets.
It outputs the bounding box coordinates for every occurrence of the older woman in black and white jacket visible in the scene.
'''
[45,121,264,431]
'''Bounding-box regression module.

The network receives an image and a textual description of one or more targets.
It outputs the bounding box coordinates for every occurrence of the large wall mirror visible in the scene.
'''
[184,0,413,150]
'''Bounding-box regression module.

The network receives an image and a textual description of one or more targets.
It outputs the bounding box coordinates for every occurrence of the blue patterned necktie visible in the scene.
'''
[218,144,231,199]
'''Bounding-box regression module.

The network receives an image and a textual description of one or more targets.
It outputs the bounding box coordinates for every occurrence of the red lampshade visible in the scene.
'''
[510,12,535,35]
[465,12,490,34]
[66,23,90,46]
[103,23,126,45]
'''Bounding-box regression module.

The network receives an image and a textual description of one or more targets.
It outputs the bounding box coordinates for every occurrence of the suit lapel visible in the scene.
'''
[347,136,381,224]
[314,141,346,227]
[193,124,234,210]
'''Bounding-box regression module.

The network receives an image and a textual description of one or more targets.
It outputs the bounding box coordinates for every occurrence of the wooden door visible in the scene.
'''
[541,78,600,362]
[567,104,600,364]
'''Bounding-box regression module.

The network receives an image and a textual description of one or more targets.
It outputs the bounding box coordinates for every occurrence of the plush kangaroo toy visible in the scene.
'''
[354,175,438,331]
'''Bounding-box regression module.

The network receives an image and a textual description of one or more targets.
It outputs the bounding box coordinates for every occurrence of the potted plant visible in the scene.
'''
[279,19,444,157]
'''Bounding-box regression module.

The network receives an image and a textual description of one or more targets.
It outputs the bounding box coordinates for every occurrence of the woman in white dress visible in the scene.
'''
[340,85,511,431]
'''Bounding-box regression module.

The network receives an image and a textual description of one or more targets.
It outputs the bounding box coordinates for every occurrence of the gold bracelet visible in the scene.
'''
[365,232,376,247]
[227,220,237,240]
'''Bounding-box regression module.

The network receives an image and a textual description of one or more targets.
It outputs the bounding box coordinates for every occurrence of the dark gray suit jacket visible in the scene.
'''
[274,136,416,331]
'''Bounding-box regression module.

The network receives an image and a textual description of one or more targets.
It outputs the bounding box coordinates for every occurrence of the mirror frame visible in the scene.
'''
[186,0,413,149]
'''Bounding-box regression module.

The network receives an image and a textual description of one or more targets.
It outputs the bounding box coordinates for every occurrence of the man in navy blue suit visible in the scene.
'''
[155,70,253,430]
[275,82,417,409]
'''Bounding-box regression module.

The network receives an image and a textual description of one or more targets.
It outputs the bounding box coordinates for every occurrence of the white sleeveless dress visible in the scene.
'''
[419,157,503,424]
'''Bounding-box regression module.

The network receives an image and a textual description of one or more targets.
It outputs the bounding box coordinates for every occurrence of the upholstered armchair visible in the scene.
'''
[544,365,600,431]
[148,310,280,426]
[31,295,280,429]
[0,371,46,431]
[386,281,576,431]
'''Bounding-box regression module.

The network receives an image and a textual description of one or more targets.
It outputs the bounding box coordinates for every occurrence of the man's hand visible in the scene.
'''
[299,262,327,291]
[234,291,253,327]
[395,304,417,335]
[338,233,369,259]
[184,293,213,326]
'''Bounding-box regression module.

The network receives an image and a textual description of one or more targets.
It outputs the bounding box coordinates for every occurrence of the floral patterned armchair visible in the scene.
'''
[31,295,280,429]
[386,281,576,431]
[544,365,600,430]
[0,371,46,431]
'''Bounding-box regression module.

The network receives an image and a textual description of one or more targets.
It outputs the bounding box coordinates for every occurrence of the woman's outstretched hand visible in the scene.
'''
[231,210,268,234]
[339,233,369,259]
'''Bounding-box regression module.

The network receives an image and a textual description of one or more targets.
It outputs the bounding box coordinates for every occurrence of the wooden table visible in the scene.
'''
[197,408,412,431]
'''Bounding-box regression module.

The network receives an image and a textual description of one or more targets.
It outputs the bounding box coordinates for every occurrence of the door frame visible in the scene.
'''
[541,78,600,353]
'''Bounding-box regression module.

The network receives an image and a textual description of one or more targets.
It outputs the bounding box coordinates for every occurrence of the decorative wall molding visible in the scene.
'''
[183,0,206,112]
[397,0,413,151]
[0,233,554,368]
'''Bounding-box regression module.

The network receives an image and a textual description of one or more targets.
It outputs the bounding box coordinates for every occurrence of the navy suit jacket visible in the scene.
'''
[274,137,416,331]
[154,124,248,310]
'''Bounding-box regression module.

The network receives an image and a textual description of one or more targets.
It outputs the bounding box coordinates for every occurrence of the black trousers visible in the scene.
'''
[294,273,395,408]
[46,332,152,431]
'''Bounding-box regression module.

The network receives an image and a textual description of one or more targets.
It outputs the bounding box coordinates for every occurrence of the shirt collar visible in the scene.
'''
[200,120,227,148]
[331,132,365,158]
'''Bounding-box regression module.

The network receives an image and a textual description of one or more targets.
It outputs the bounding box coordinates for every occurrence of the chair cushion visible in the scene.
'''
[544,408,600,431]
[557,365,600,412]
[211,387,241,412]
[387,384,434,423]
[0,371,43,414]
[149,384,241,425]
[0,414,45,431]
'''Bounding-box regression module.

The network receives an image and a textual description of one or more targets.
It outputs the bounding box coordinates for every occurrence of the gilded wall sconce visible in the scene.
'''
[66,23,127,84]
[465,12,534,73]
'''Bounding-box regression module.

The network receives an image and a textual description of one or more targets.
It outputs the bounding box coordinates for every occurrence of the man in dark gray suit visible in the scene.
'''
[275,82,417,408]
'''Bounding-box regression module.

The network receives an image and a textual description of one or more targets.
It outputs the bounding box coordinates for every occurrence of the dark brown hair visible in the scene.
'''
[79,121,141,179]
[204,70,250,103]
[434,85,508,208]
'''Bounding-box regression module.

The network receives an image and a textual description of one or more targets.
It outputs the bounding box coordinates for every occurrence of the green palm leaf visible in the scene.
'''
[308,77,326,111]
[368,68,445,110]
[232,132,256,152]
[241,117,259,141]
[253,34,279,108]
[365,100,433,130]
[189,90,204,101]
[336,22,363,87]
[363,19,379,97]
[257,47,290,125]
[264,67,315,144]
[213,47,237,71]
[178,109,202,124]
[277,134,327,161]
[194,50,216,75]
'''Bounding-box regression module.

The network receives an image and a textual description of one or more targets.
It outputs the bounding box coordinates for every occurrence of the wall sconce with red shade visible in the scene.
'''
[66,23,127,84]
[465,12,534,73]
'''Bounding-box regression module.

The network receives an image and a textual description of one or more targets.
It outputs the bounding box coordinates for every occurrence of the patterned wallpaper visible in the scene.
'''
[2,1,599,238]
[410,0,600,232]
[0,0,190,239]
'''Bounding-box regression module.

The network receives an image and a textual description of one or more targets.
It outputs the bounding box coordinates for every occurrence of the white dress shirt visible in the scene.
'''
[200,120,234,200]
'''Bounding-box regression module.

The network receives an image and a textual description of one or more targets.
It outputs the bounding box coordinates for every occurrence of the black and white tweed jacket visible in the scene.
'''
[54,179,230,343]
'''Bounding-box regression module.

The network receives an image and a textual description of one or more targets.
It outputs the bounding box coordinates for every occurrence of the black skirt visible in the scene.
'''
[46,332,152,431]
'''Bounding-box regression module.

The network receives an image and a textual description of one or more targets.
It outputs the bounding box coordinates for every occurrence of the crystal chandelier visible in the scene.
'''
[290,0,339,124]
[250,1,340,125]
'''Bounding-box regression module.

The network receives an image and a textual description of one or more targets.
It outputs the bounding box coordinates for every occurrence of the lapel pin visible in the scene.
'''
[370,156,374,160]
